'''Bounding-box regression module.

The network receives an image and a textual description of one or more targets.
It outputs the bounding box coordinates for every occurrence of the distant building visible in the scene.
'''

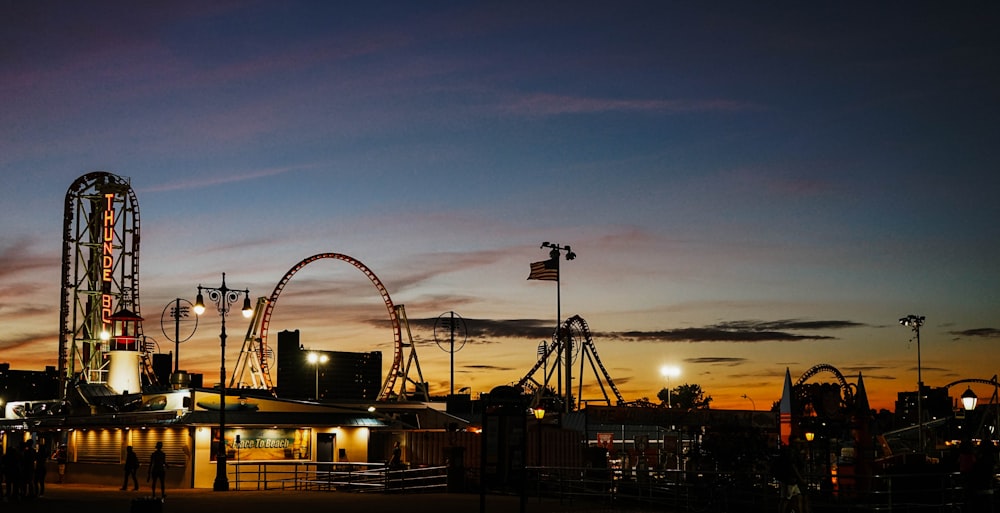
[894,385,953,428]
[0,363,59,402]
[152,353,173,387]
[275,330,382,401]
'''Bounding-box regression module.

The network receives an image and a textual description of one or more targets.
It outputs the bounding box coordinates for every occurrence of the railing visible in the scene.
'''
[230,461,448,493]
[226,460,993,512]
[525,466,989,512]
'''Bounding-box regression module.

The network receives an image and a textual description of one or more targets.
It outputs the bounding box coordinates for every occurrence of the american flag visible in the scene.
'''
[527,258,558,281]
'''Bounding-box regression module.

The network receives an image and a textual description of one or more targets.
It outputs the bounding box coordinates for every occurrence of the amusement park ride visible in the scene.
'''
[55,171,997,434]
[55,172,626,407]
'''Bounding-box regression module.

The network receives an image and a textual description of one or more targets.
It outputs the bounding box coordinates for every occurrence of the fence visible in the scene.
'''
[230,461,448,493]
[225,460,993,512]
[527,465,987,513]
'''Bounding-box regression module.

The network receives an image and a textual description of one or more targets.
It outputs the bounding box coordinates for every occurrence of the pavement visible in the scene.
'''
[1,483,642,513]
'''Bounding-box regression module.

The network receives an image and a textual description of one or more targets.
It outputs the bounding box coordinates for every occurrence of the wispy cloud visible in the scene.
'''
[685,357,748,366]
[141,165,311,193]
[949,328,1000,339]
[500,92,762,117]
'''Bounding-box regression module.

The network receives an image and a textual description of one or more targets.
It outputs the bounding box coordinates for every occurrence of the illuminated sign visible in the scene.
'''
[101,193,115,331]
[211,428,312,461]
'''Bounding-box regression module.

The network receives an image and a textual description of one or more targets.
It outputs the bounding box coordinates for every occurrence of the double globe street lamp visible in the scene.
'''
[307,352,329,400]
[194,272,253,492]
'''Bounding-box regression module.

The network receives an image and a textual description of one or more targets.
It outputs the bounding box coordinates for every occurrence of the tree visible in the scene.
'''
[657,383,712,409]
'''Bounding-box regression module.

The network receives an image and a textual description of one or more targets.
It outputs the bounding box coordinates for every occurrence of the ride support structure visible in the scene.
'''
[58,171,157,397]
[517,314,624,411]
[229,252,421,402]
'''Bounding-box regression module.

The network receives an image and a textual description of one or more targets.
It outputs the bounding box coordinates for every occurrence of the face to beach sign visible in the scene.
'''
[211,428,312,461]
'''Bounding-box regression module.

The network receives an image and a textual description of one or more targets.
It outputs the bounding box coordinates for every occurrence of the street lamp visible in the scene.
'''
[194,272,252,492]
[741,394,756,411]
[539,242,576,414]
[533,407,546,466]
[660,365,680,408]
[962,387,978,412]
[899,314,926,451]
[307,352,329,400]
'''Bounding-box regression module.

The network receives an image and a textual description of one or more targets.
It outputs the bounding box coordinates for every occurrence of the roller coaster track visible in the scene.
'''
[517,314,624,409]
[249,253,406,402]
[59,171,158,396]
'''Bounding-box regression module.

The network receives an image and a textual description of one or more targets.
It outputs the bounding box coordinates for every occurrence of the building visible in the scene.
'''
[275,330,382,401]
[0,363,59,403]
[894,385,954,429]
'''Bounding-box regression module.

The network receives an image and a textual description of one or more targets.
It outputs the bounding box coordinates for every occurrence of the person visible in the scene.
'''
[121,446,140,491]
[21,440,37,498]
[775,441,809,513]
[387,441,402,470]
[3,442,22,501]
[33,443,48,497]
[148,441,167,498]
[968,440,997,513]
[52,444,67,484]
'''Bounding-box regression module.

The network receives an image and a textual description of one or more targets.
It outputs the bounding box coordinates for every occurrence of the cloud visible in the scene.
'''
[500,92,762,117]
[140,165,310,193]
[684,357,747,366]
[949,328,1000,339]
[0,238,60,279]
[613,319,864,343]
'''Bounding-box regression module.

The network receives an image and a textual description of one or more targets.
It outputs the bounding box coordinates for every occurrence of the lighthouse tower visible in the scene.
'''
[106,309,143,395]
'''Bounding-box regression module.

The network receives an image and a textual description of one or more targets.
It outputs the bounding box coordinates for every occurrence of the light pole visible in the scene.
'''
[533,407,545,466]
[539,242,576,414]
[741,394,756,411]
[195,272,252,492]
[660,365,680,408]
[899,314,925,452]
[307,352,329,400]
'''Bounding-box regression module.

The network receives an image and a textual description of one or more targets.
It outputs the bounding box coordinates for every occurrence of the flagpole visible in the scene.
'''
[538,242,576,414]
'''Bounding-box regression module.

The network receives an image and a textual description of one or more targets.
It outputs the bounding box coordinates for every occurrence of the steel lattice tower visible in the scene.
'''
[58,171,150,398]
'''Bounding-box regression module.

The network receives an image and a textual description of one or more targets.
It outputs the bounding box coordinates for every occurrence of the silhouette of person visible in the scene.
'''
[21,440,37,498]
[33,444,47,497]
[775,440,809,513]
[2,443,20,500]
[122,446,140,491]
[53,444,67,484]
[388,441,402,470]
[148,442,167,498]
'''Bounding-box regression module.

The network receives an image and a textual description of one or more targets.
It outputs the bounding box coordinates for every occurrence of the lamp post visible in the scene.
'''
[539,242,576,414]
[533,407,545,466]
[741,394,756,411]
[660,365,680,408]
[899,314,926,452]
[962,387,978,440]
[194,272,253,492]
[962,387,978,412]
[307,352,329,400]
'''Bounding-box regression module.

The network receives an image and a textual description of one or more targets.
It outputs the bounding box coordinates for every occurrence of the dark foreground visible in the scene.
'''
[0,483,650,513]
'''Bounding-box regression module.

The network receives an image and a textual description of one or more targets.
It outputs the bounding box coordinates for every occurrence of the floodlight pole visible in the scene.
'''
[900,314,926,453]
[540,242,576,414]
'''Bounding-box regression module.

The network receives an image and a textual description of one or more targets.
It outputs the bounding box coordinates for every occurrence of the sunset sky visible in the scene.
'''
[2,2,999,411]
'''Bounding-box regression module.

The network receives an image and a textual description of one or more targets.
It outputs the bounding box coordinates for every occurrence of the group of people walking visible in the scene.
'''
[0,439,49,501]
[122,441,168,498]
[2,439,168,501]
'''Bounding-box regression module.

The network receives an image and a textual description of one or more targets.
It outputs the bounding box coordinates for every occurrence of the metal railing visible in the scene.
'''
[226,460,994,512]
[522,466,990,513]
[230,461,448,493]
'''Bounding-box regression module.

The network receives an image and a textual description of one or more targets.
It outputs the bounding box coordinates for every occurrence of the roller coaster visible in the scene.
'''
[229,252,426,402]
[516,314,625,410]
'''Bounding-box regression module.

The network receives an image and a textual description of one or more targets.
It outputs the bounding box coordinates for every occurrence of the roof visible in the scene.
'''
[180,410,387,427]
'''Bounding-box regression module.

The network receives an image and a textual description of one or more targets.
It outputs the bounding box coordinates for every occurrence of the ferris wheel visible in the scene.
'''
[230,253,405,401]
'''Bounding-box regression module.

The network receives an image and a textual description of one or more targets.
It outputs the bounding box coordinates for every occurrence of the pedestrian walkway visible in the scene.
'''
[2,483,640,513]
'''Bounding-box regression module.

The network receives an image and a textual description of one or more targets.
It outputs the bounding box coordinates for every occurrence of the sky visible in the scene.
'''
[2,1,999,412]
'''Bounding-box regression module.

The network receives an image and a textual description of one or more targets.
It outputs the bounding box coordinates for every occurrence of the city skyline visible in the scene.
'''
[2,2,999,411]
